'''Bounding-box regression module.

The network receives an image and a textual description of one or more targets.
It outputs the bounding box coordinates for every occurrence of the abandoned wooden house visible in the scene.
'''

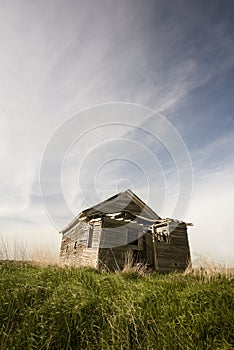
[60,189,192,272]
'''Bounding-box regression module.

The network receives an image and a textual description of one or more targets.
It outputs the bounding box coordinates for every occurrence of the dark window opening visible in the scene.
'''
[74,241,77,249]
[88,224,94,248]
[128,229,138,246]
[66,245,69,252]
[174,262,178,267]
[156,230,170,243]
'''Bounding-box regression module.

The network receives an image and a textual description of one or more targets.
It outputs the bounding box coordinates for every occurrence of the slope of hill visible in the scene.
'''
[0,262,233,349]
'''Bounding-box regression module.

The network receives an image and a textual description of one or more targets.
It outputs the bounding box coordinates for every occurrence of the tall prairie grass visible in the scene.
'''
[0,235,59,265]
[0,261,233,350]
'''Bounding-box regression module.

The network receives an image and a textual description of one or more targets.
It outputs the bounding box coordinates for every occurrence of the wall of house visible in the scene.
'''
[98,218,146,270]
[154,222,191,272]
[59,217,191,273]
[60,220,102,267]
[144,232,154,267]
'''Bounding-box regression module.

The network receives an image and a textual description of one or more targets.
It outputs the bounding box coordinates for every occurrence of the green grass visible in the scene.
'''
[0,262,233,350]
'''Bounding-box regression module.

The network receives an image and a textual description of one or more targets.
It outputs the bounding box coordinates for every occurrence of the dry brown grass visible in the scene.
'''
[0,235,59,266]
[184,254,234,279]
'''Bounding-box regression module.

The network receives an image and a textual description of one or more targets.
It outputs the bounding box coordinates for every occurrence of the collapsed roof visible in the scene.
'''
[61,189,161,233]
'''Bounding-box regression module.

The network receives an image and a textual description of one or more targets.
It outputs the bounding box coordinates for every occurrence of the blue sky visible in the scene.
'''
[0,0,234,264]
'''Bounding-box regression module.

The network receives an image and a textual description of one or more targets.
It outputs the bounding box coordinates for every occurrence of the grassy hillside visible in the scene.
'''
[0,262,233,350]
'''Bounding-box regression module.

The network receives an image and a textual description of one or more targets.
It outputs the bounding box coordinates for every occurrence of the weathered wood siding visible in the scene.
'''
[98,246,131,270]
[154,222,191,272]
[100,218,143,247]
[145,232,154,266]
[60,220,102,267]
[98,218,145,270]
[60,217,191,273]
